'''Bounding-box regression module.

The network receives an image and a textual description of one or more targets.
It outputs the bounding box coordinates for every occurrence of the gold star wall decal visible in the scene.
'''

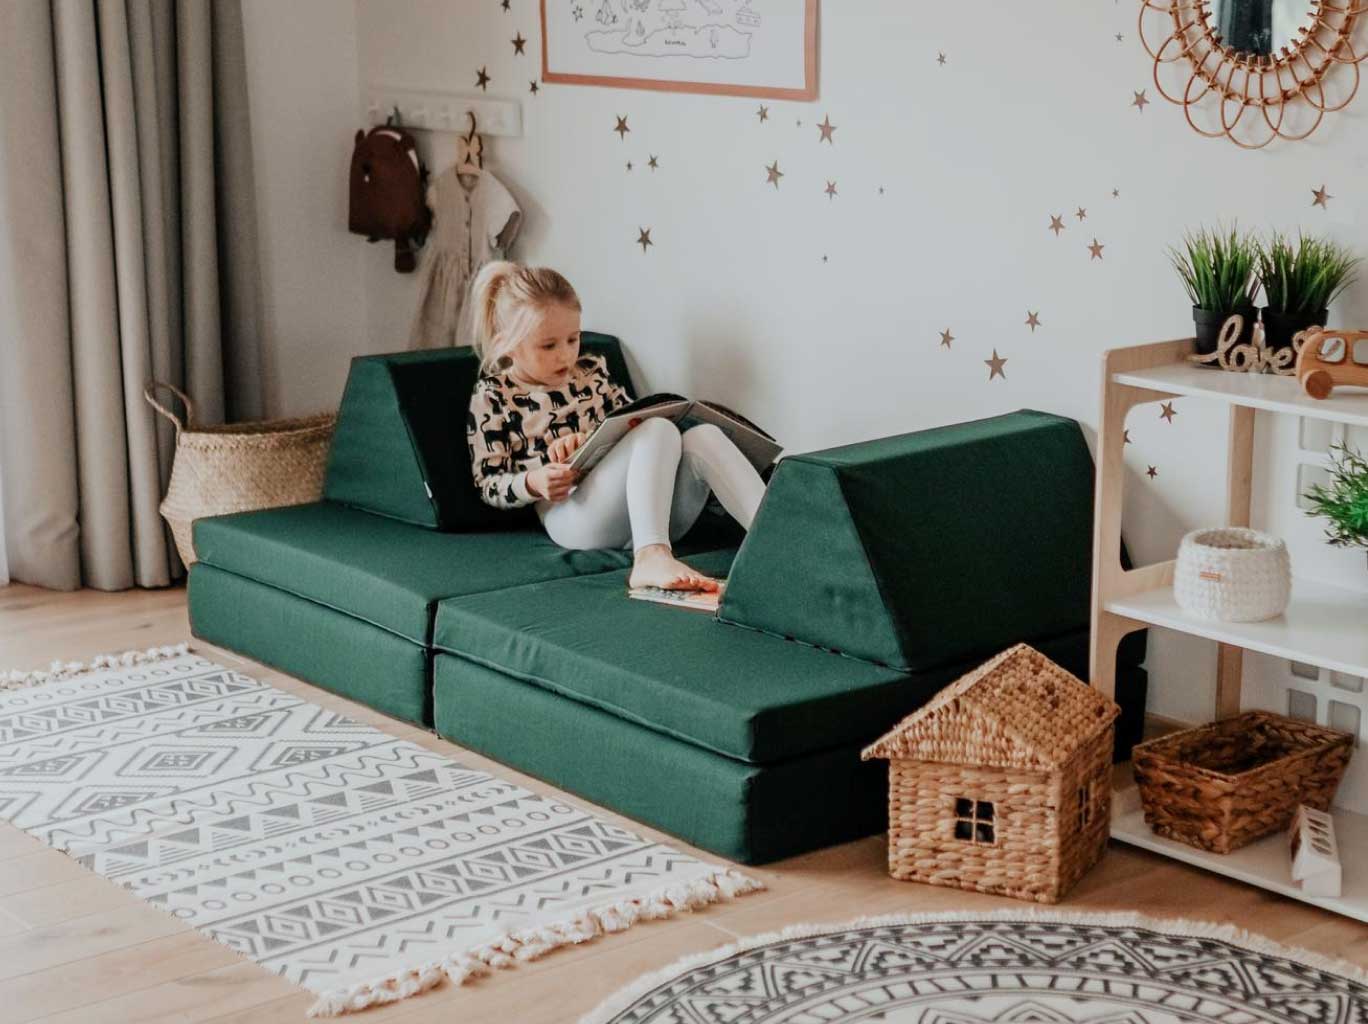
[1049,215,1065,236]
[512,32,527,54]
[824,180,838,200]
[625,161,633,171]
[937,51,947,65]
[817,115,836,143]
[1132,89,1149,111]
[1160,401,1177,422]
[766,161,783,188]
[1075,207,1087,221]
[637,227,653,253]
[756,105,769,122]
[648,155,659,170]
[1112,188,1120,197]
[1088,238,1105,260]
[1123,429,1132,445]
[1025,311,1041,331]
[1313,184,1333,208]
[614,115,630,139]
[529,80,540,94]
[985,350,1007,380]
[501,0,510,10]
[1146,465,1158,479]
[476,66,491,90]
[939,329,954,349]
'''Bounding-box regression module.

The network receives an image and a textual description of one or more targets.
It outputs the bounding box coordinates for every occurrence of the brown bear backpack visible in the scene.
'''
[348,124,432,272]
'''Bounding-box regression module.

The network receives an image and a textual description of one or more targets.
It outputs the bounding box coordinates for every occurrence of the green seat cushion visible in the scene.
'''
[323,334,635,531]
[189,563,433,725]
[192,501,741,646]
[433,559,1106,765]
[718,410,1099,673]
[432,654,888,864]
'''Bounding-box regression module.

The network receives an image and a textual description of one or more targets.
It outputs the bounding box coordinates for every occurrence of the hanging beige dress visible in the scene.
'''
[409,166,523,348]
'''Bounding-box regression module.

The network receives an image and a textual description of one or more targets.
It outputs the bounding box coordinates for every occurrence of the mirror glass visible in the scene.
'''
[1209,0,1318,56]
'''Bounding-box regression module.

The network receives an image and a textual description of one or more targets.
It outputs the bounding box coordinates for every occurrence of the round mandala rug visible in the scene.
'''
[578,910,1368,1024]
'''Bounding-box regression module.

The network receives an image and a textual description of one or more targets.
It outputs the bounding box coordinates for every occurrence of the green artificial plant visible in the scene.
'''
[1257,231,1360,315]
[1303,443,1368,550]
[1170,224,1259,311]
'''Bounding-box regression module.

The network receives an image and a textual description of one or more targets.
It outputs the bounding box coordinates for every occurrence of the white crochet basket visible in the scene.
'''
[1173,527,1291,622]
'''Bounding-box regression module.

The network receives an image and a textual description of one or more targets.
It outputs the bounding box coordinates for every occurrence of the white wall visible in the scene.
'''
[247,3,1368,788]
[240,0,369,418]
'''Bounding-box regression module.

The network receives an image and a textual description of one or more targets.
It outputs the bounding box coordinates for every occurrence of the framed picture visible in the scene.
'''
[539,0,817,101]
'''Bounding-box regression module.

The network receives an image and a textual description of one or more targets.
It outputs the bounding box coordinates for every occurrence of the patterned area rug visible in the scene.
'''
[579,911,1368,1024]
[0,646,761,1016]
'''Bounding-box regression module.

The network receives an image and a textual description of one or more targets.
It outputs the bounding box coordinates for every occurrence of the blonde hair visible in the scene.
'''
[469,261,581,374]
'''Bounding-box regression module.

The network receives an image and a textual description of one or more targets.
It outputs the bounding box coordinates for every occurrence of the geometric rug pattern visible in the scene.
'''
[579,913,1368,1024]
[0,650,758,1014]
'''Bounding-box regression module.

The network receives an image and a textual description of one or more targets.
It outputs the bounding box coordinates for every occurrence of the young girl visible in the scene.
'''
[466,261,768,592]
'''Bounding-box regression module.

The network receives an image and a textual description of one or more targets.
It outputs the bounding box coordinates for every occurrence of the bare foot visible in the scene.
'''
[629,544,720,592]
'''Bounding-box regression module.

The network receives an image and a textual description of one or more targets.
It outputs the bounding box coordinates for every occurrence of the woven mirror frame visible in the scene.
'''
[1139,0,1365,148]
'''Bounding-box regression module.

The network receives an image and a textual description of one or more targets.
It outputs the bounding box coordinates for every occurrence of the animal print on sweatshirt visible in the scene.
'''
[467,353,631,509]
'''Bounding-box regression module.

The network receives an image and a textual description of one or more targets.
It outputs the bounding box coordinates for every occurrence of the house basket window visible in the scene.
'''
[1077,783,1092,829]
[953,797,995,845]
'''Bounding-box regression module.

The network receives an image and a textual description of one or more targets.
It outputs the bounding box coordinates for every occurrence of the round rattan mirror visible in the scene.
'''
[1139,0,1365,148]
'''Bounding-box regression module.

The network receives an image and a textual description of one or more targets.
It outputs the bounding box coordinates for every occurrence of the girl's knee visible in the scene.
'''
[682,422,727,454]
[630,416,682,451]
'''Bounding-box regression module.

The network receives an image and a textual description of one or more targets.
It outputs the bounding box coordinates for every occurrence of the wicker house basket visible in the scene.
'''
[144,382,335,566]
[1132,711,1353,855]
[862,645,1120,904]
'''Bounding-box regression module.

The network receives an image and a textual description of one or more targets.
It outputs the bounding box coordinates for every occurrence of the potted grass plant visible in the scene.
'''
[1303,443,1368,570]
[1170,225,1259,355]
[1258,232,1360,355]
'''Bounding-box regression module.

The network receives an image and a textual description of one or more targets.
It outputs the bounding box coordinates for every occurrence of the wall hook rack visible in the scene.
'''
[364,85,522,138]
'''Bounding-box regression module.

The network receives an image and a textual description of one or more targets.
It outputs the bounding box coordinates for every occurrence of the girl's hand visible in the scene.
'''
[546,431,588,464]
[526,463,578,502]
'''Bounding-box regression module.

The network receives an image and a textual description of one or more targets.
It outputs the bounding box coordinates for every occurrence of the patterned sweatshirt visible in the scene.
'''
[467,353,631,509]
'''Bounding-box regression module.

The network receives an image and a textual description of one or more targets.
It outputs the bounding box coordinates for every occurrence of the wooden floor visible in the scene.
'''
[1,582,1366,1024]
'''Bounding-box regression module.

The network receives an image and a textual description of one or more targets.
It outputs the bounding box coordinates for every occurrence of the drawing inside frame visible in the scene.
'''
[540,0,818,100]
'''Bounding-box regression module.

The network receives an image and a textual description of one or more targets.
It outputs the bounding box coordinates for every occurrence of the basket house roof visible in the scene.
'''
[861,644,1120,772]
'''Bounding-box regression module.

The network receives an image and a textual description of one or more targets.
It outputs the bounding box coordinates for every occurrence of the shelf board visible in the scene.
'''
[1112,362,1368,427]
[1111,787,1368,923]
[1106,577,1368,679]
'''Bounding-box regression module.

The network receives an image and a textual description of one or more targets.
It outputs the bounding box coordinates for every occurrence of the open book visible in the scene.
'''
[628,582,726,613]
[567,394,782,475]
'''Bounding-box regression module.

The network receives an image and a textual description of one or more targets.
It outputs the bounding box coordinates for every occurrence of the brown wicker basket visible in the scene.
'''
[144,382,335,566]
[1133,711,1353,854]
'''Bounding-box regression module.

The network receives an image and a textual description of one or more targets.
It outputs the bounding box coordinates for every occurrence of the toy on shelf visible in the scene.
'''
[1296,329,1368,399]
[1290,804,1342,898]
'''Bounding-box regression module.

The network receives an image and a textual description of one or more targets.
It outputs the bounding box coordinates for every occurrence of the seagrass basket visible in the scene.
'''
[1133,711,1353,854]
[144,382,335,566]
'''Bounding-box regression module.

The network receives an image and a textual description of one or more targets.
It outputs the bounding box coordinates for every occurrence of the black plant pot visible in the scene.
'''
[1263,307,1327,356]
[1193,304,1256,356]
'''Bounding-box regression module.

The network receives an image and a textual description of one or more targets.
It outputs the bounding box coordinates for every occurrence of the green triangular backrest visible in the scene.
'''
[717,410,1097,672]
[323,333,635,531]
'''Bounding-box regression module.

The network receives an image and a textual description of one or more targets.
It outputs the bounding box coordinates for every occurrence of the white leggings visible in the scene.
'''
[537,418,766,552]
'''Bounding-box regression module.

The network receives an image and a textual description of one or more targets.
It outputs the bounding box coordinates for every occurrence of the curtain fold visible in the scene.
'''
[0,0,263,592]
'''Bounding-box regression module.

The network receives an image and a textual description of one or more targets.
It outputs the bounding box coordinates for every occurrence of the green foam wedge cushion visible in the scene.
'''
[717,410,1099,673]
[323,333,635,531]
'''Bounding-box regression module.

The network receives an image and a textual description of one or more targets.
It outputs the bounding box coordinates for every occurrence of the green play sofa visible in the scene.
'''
[188,334,1147,864]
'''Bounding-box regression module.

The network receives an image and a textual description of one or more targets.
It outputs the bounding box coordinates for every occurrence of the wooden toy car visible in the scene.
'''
[1296,328,1368,399]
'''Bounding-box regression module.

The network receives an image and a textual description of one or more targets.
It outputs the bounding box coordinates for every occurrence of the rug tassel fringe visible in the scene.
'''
[1,642,191,691]
[304,867,765,1017]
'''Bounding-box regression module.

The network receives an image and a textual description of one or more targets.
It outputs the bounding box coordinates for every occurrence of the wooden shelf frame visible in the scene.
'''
[1089,337,1253,720]
[1091,337,1368,920]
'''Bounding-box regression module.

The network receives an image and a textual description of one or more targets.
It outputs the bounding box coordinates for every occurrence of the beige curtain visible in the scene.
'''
[0,0,264,591]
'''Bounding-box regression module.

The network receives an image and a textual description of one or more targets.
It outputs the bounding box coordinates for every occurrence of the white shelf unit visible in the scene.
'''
[1111,786,1368,924]
[1091,338,1368,920]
